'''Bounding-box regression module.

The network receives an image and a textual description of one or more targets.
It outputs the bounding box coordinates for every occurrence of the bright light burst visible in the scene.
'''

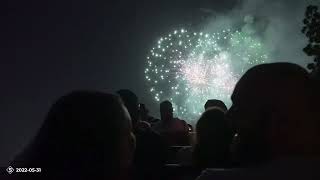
[145,28,269,122]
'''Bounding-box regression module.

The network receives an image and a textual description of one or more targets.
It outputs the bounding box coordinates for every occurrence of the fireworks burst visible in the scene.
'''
[145,28,269,121]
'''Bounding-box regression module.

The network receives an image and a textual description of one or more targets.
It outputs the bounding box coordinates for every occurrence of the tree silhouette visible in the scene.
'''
[302,5,320,78]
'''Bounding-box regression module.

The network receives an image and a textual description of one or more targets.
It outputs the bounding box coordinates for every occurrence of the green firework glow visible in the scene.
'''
[145,28,269,121]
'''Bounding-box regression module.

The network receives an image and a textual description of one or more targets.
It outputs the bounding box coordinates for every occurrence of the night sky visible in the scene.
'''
[1,0,315,165]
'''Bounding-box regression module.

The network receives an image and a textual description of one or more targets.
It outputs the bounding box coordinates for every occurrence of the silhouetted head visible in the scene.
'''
[193,107,233,168]
[160,100,173,122]
[13,91,135,179]
[227,63,319,163]
[117,89,139,125]
[204,99,228,112]
[196,108,231,144]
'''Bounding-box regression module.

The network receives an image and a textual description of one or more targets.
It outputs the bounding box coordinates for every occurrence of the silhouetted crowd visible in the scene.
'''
[7,63,320,180]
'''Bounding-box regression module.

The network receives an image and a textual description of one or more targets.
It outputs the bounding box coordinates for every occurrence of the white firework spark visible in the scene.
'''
[145,28,268,122]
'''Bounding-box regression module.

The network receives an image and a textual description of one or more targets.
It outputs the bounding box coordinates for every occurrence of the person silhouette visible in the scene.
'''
[10,91,135,180]
[116,89,167,180]
[198,63,320,180]
[153,100,189,146]
[193,107,233,169]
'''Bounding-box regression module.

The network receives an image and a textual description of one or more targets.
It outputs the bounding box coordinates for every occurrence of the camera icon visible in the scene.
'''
[6,166,14,174]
